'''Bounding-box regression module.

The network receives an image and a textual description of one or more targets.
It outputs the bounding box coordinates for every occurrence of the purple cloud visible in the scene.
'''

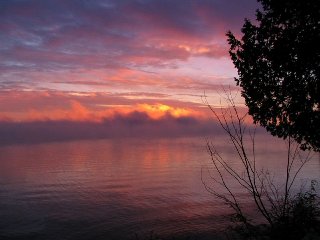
[1,0,259,91]
[0,113,223,145]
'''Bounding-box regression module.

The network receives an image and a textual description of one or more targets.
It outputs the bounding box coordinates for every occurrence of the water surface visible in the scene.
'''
[0,136,319,239]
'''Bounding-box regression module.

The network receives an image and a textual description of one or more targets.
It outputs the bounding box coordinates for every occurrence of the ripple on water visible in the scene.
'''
[0,137,319,240]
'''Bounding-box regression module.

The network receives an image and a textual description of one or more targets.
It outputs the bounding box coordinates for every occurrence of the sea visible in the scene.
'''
[0,135,319,240]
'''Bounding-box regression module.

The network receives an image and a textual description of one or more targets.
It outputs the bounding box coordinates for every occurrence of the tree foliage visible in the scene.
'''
[227,0,320,151]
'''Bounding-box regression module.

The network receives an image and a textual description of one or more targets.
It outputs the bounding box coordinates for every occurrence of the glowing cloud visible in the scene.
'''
[135,103,197,119]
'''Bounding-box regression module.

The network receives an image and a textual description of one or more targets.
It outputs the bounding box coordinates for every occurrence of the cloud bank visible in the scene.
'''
[0,113,225,145]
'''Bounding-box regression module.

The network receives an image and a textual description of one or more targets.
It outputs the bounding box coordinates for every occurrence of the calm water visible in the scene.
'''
[0,136,319,240]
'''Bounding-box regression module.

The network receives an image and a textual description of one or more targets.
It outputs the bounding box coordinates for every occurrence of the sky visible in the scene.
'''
[0,0,260,143]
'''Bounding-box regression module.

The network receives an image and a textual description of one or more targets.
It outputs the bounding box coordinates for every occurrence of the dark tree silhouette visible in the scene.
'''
[227,0,320,152]
[202,94,320,239]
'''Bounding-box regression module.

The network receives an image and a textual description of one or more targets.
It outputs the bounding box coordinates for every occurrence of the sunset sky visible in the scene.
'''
[0,0,260,143]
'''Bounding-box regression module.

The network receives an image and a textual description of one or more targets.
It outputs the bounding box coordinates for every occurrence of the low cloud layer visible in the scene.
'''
[0,113,226,145]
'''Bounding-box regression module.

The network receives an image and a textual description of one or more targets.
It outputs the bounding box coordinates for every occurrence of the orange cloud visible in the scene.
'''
[27,100,93,122]
[135,103,197,119]
[0,90,250,125]
[2,98,204,123]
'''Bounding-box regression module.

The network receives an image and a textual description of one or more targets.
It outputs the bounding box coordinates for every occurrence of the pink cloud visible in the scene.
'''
[0,90,209,122]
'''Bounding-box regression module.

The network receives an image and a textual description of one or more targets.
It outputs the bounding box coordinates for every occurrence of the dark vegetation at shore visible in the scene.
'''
[230,183,320,239]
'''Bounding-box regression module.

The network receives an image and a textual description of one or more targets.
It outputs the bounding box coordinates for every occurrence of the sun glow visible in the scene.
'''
[137,103,194,119]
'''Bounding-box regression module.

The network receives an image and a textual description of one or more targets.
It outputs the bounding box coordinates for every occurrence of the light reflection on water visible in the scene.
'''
[0,136,319,239]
